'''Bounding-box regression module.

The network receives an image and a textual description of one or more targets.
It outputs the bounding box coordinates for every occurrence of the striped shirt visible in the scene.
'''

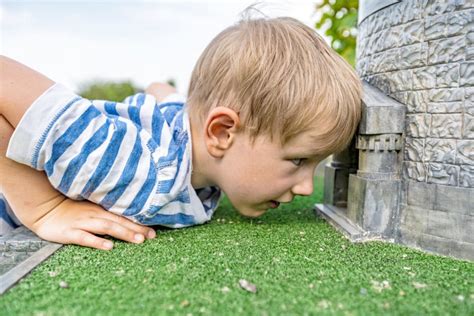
[6,83,221,228]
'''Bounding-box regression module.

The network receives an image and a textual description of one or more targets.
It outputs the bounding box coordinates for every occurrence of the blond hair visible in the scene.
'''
[187,16,361,155]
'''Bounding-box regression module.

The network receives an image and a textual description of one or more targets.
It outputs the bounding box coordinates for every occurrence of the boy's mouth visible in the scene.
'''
[269,200,280,209]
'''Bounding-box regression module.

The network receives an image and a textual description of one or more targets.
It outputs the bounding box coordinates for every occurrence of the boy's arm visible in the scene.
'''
[0,55,54,128]
[145,82,177,102]
[0,116,155,249]
[0,56,156,249]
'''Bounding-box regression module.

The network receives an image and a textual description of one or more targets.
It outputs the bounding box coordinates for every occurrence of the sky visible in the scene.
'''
[0,0,325,95]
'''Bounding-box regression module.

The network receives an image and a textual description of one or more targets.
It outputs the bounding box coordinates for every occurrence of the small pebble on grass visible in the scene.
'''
[413,282,427,289]
[221,286,230,293]
[239,279,257,293]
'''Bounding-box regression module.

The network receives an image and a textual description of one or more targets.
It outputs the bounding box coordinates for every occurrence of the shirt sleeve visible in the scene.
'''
[6,83,162,219]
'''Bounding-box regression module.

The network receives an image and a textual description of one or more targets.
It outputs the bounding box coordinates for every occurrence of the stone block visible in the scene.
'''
[380,49,399,72]
[427,162,459,186]
[390,91,407,105]
[446,9,474,37]
[426,0,458,16]
[464,113,474,138]
[413,66,437,90]
[436,63,460,88]
[425,14,447,40]
[358,150,399,174]
[403,161,426,182]
[406,114,431,138]
[366,36,377,57]
[367,74,392,95]
[399,205,429,233]
[460,0,474,9]
[370,51,382,72]
[406,180,435,209]
[429,88,463,102]
[399,226,474,261]
[467,31,474,60]
[404,137,425,162]
[435,182,474,214]
[370,12,384,33]
[347,174,400,235]
[459,165,474,187]
[400,20,424,46]
[427,101,463,113]
[384,3,403,27]
[460,62,474,86]
[406,90,428,113]
[428,36,464,65]
[424,138,457,163]
[390,70,413,92]
[429,114,462,138]
[373,30,386,54]
[427,211,474,244]
[465,87,474,115]
[359,82,406,134]
[356,57,368,76]
[456,140,474,164]
[401,0,423,23]
[399,43,428,69]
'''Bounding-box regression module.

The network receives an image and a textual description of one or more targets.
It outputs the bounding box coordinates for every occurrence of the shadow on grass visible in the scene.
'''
[152,176,325,232]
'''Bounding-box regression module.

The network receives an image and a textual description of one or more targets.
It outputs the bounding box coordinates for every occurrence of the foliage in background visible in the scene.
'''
[315,0,358,66]
[166,78,177,88]
[78,81,141,102]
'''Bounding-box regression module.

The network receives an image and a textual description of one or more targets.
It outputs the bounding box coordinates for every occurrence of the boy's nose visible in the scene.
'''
[291,175,314,197]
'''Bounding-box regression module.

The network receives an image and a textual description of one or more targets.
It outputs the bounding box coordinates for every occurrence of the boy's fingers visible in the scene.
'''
[104,212,156,239]
[77,218,146,244]
[68,229,114,251]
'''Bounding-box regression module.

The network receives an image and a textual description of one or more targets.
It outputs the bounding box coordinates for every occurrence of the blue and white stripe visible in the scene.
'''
[0,193,20,236]
[6,84,221,228]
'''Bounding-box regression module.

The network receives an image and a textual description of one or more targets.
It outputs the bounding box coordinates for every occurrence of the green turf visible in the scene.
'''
[1,177,473,315]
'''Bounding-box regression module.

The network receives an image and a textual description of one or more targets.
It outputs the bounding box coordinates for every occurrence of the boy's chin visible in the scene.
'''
[236,207,266,218]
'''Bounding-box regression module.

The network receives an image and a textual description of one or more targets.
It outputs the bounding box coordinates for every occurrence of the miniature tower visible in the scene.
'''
[316,0,473,260]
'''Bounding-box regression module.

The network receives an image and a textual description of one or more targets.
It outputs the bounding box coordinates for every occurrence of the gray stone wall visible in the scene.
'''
[356,0,473,260]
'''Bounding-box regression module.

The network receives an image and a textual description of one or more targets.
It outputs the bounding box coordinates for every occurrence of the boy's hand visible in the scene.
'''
[31,198,156,250]
[145,82,177,102]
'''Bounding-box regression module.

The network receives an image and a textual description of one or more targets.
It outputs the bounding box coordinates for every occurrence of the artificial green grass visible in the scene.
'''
[1,177,473,315]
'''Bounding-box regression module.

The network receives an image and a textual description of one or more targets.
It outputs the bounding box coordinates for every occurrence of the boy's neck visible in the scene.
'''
[189,119,218,189]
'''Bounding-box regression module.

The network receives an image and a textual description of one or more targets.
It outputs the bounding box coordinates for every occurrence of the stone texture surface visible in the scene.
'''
[456,140,474,164]
[459,164,474,187]
[0,227,59,276]
[424,138,456,163]
[464,113,474,138]
[406,114,431,138]
[426,162,459,185]
[403,161,426,182]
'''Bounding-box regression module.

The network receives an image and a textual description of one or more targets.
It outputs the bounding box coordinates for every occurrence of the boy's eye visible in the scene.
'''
[291,158,305,166]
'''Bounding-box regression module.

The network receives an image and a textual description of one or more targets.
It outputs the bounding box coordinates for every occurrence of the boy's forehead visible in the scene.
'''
[282,132,328,157]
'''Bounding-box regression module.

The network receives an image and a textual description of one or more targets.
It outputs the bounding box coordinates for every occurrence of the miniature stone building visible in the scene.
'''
[316,0,473,260]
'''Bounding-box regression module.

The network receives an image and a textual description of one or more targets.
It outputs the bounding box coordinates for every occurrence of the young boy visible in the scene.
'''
[0,17,362,250]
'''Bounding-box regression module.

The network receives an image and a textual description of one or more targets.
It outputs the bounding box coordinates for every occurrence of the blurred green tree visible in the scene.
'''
[315,0,358,66]
[78,81,142,102]
[166,78,177,88]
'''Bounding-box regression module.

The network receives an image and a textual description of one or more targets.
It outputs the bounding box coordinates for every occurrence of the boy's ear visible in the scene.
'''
[204,106,240,158]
